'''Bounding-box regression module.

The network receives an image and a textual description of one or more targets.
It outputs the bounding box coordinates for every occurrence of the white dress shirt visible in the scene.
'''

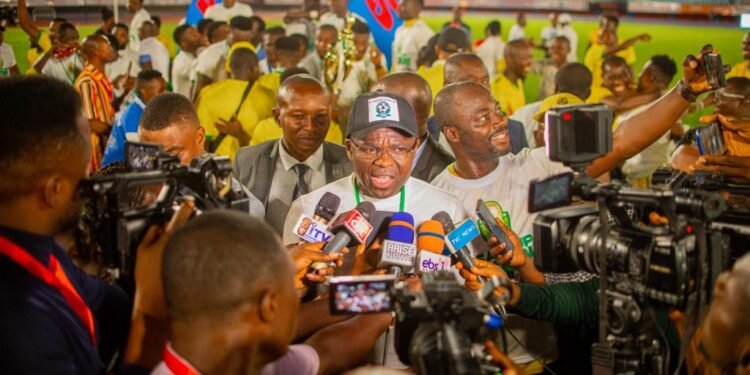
[391,19,434,73]
[171,50,196,97]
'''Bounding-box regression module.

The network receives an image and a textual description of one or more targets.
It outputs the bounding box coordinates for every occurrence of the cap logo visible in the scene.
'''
[557,97,569,105]
[368,97,400,123]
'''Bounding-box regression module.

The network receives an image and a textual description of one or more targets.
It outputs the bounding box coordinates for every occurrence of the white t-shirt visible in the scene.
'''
[540,25,559,46]
[41,53,84,85]
[476,36,505,77]
[510,100,542,149]
[508,24,526,41]
[283,174,465,246]
[620,103,674,180]
[171,50,196,97]
[192,41,228,83]
[558,25,578,62]
[337,47,386,110]
[391,19,435,73]
[129,8,151,53]
[138,37,170,80]
[203,2,253,22]
[107,49,140,81]
[0,43,16,76]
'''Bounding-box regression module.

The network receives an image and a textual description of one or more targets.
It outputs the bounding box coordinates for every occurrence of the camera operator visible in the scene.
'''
[137,92,265,216]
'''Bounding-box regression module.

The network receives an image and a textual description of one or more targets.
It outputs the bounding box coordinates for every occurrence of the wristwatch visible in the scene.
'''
[676,80,698,103]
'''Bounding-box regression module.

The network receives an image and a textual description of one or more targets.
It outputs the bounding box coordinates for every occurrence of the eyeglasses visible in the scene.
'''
[715,88,747,102]
[349,139,418,161]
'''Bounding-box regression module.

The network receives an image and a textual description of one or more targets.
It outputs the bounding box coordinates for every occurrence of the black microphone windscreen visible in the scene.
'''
[314,192,341,222]
[432,211,456,233]
[354,201,376,221]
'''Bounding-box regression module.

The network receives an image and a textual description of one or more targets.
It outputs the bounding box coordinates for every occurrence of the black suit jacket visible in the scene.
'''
[411,135,455,182]
[233,140,353,206]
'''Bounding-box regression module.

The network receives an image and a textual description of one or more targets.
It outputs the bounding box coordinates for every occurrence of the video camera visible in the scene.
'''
[329,272,511,375]
[528,103,742,374]
[79,142,250,283]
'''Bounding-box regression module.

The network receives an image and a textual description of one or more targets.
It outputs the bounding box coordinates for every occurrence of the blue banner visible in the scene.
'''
[349,0,402,70]
[185,0,220,26]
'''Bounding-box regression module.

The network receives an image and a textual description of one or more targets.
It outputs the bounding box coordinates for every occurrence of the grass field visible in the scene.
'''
[3,14,747,125]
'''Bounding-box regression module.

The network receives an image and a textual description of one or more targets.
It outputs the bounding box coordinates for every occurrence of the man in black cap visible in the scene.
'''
[282,91,465,246]
[416,26,470,108]
[191,15,260,101]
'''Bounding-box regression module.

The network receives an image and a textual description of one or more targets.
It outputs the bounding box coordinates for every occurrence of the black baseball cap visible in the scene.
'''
[438,27,469,53]
[229,16,253,31]
[346,91,418,139]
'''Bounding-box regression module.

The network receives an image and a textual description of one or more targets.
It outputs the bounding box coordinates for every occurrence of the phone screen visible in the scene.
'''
[329,275,396,315]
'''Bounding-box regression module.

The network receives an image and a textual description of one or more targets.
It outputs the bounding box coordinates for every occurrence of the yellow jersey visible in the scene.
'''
[157,33,177,58]
[250,117,344,146]
[416,60,444,116]
[584,41,636,93]
[27,30,52,74]
[728,61,750,79]
[196,78,276,160]
[491,73,525,116]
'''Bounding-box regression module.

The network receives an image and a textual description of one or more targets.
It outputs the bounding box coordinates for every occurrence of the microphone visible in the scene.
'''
[292,192,341,243]
[323,201,376,255]
[415,220,451,274]
[377,212,417,278]
[432,211,485,282]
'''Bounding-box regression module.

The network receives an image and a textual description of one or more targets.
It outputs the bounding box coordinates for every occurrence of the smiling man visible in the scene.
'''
[282,91,464,246]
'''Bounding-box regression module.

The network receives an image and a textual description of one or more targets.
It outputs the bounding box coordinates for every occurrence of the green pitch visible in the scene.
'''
[4,14,746,125]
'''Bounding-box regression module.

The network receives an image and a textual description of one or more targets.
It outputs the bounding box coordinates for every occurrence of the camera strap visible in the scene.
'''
[0,235,97,346]
[207,81,254,154]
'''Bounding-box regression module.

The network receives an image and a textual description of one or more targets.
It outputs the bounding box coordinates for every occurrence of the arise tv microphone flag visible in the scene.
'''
[185,0,219,26]
[349,0,402,70]
[377,212,417,277]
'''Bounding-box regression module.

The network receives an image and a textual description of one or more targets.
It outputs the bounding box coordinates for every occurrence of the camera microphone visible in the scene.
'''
[377,212,417,278]
[293,192,341,243]
[415,220,450,274]
[432,211,485,282]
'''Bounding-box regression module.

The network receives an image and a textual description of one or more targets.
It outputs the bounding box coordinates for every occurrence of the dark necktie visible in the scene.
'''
[292,163,311,201]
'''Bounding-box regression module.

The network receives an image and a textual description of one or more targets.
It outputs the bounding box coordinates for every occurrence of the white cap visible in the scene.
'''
[559,13,572,24]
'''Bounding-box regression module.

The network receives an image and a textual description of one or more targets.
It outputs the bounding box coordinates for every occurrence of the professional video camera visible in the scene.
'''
[79,142,250,283]
[329,271,511,375]
[528,104,739,374]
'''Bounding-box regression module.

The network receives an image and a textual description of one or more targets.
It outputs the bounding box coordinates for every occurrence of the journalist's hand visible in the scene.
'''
[700,114,750,142]
[681,44,717,94]
[290,242,342,288]
[693,154,750,182]
[487,217,525,268]
[455,258,509,292]
[134,200,195,319]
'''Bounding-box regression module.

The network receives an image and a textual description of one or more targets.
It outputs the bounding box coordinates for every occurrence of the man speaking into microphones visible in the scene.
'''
[282,91,465,248]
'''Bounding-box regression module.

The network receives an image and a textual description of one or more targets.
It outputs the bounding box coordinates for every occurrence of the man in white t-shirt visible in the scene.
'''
[36,23,84,85]
[171,24,206,97]
[558,13,578,62]
[284,91,464,246]
[539,12,559,49]
[203,0,253,22]
[508,12,527,42]
[476,20,504,77]
[0,26,19,77]
[127,0,150,53]
[392,0,435,73]
[137,20,170,80]
[318,0,350,32]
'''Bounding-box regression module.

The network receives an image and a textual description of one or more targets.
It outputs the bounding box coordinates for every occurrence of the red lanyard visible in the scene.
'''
[163,345,202,375]
[0,235,97,346]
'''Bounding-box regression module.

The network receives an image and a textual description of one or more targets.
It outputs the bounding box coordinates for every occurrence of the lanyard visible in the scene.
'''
[163,345,202,375]
[0,235,97,345]
[354,180,405,212]
[59,55,79,84]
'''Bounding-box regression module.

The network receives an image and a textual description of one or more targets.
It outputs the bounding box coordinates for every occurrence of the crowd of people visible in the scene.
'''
[1,0,750,374]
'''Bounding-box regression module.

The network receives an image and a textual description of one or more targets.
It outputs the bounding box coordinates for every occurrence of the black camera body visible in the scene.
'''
[546,104,613,167]
[80,150,249,282]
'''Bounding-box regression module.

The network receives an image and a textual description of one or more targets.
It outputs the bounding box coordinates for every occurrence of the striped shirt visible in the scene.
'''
[75,65,115,172]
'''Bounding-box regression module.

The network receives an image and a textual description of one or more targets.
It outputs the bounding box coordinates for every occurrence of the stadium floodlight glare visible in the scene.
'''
[741,14,750,29]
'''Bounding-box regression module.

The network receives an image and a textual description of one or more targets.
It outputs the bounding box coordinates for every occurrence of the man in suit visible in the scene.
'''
[234,75,352,233]
[372,72,454,182]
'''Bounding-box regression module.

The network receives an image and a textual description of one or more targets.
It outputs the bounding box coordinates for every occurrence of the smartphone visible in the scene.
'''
[125,141,163,171]
[704,53,727,89]
[695,122,727,156]
[475,199,514,256]
[329,275,396,315]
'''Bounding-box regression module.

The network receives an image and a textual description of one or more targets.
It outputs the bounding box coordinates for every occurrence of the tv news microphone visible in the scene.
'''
[415,220,451,274]
[432,211,485,282]
[377,212,417,278]
[293,192,341,243]
[323,201,376,255]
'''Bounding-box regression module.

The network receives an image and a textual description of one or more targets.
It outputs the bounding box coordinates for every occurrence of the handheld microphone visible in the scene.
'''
[432,211,485,282]
[415,220,451,274]
[377,212,417,278]
[293,192,341,243]
[323,201,376,255]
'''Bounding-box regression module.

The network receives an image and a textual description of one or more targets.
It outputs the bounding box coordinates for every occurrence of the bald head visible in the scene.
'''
[555,63,593,101]
[81,34,114,64]
[444,53,490,88]
[229,47,259,81]
[435,81,490,130]
[372,73,432,137]
[277,74,329,107]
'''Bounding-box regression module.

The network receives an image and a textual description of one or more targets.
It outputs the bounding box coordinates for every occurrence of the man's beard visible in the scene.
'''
[52,200,83,235]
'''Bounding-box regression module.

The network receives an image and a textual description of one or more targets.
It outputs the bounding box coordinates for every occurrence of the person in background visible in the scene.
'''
[511,62,592,149]
[35,23,83,85]
[441,1,471,41]
[319,0,354,32]
[203,0,254,22]
[728,32,750,79]
[475,20,505,78]
[299,24,337,80]
[197,18,214,46]
[539,12,559,51]
[392,0,435,72]
[289,33,310,57]
[235,75,351,233]
[588,55,634,106]
[417,27,470,113]
[557,13,578,62]
[127,0,151,52]
[584,24,649,93]
[95,8,115,37]
[0,26,20,77]
[533,35,571,100]
[102,70,167,167]
[492,39,533,116]
[196,48,275,160]
[172,24,206,98]
[17,0,67,72]
[106,23,141,101]
[151,16,177,58]
[75,35,118,173]
[261,26,287,74]
[206,20,230,44]
[137,20,170,80]
[508,12,528,42]
[273,36,307,72]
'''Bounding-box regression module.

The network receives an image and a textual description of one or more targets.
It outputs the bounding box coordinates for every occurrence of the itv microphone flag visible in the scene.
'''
[186,0,220,26]
[349,0,402,70]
